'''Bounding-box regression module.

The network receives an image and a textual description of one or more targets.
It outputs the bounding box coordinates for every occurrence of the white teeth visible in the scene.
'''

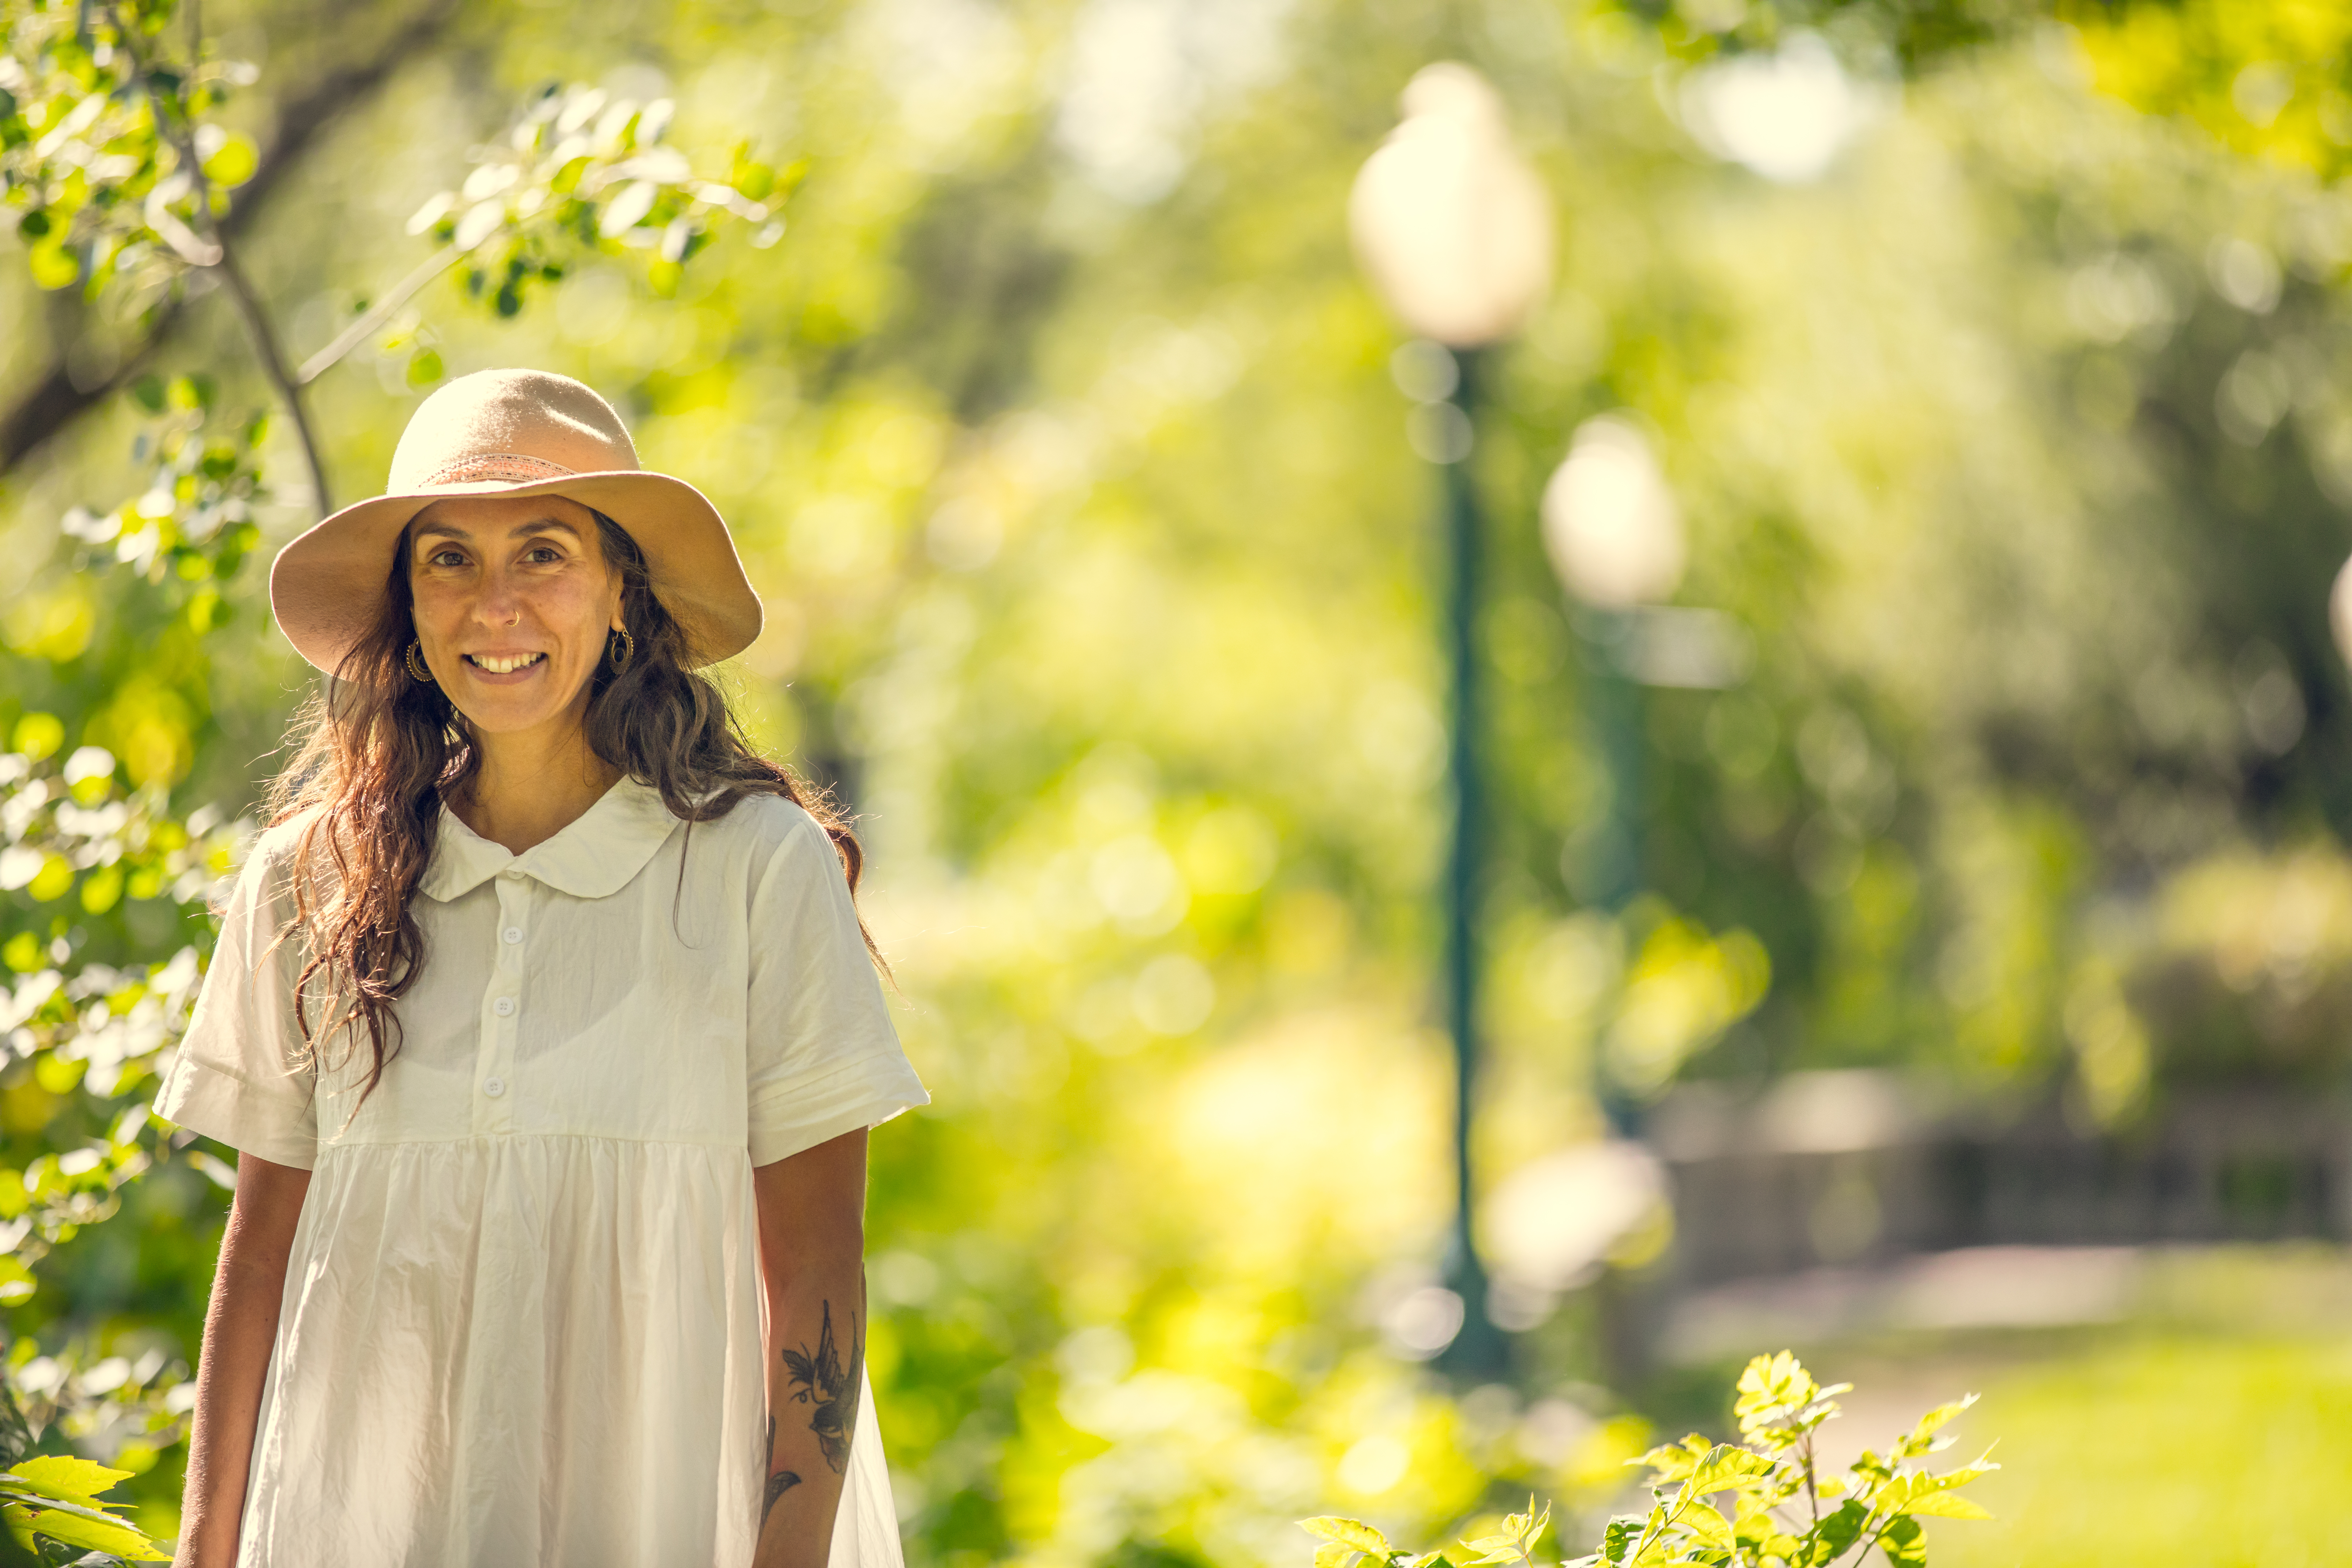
[469,653,544,674]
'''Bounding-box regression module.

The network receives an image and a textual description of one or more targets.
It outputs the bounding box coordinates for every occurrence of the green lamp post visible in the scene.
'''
[1350,61,1554,1380]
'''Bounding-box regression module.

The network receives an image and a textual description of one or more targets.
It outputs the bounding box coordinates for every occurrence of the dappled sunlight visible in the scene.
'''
[6,0,2352,1558]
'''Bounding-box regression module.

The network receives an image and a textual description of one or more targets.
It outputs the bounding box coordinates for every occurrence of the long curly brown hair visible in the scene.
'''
[267,509,871,1104]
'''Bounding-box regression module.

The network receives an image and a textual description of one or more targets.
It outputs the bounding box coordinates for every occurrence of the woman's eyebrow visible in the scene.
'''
[510,517,583,540]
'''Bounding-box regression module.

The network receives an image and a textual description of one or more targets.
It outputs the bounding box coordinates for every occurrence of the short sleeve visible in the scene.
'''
[151,832,320,1170]
[746,807,928,1167]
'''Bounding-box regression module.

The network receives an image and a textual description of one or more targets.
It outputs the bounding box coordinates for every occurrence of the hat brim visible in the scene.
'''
[270,470,763,675]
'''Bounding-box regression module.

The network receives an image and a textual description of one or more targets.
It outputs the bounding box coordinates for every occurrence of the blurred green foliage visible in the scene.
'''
[5,0,2352,1559]
[1304,1352,1996,1567]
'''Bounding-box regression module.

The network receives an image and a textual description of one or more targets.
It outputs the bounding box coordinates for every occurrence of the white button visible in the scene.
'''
[501,867,523,881]
[483,1076,506,1097]
[502,927,523,944]
[493,997,516,1017]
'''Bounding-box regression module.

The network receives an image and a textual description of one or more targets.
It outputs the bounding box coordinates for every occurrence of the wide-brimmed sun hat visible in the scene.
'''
[269,368,761,674]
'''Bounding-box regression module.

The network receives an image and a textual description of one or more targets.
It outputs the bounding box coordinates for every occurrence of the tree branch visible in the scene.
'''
[0,0,461,476]
[295,240,470,385]
[113,2,334,514]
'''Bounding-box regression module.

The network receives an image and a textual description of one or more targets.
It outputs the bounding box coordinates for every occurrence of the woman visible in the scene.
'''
[155,369,928,1567]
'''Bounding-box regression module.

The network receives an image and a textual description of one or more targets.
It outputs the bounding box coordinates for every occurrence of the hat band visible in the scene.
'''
[417,453,579,487]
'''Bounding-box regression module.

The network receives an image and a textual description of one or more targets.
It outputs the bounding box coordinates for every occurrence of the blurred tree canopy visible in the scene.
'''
[4,0,2352,1559]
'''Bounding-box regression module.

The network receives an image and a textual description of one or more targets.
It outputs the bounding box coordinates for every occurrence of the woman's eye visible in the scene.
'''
[429,550,465,568]
[525,545,563,564]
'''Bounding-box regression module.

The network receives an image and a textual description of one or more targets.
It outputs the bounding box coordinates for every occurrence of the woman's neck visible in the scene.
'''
[451,718,624,855]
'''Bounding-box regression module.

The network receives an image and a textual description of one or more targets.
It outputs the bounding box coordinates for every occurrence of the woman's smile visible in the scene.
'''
[464,651,549,679]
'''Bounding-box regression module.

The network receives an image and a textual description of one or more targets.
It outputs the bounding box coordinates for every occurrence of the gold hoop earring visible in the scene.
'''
[608,626,635,672]
[405,641,435,683]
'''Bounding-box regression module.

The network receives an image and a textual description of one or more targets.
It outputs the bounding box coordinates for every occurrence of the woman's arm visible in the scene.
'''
[751,1128,870,1568]
[174,1152,310,1568]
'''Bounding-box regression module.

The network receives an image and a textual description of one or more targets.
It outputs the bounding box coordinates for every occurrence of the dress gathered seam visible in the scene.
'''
[315,1130,749,1154]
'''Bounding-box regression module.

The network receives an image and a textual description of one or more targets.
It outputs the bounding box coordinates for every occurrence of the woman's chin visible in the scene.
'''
[450,679,589,737]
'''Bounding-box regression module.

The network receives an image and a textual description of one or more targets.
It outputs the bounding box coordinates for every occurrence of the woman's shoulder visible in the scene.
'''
[239,805,334,881]
[212,805,333,917]
[693,786,831,857]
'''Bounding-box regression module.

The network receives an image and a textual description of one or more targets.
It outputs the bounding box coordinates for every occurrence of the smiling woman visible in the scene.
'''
[152,370,927,1568]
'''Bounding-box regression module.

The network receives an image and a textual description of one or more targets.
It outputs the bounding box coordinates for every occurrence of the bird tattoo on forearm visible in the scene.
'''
[782,1298,863,1476]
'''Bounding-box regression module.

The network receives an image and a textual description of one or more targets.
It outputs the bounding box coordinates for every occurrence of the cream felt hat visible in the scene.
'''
[269,368,762,673]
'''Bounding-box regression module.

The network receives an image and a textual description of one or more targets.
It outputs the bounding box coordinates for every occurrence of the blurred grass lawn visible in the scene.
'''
[1934,1333,2352,1567]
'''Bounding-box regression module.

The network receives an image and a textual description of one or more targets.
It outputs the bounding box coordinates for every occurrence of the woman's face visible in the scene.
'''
[406,494,623,738]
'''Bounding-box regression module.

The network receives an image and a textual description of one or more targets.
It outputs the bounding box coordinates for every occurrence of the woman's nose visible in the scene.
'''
[472,571,525,628]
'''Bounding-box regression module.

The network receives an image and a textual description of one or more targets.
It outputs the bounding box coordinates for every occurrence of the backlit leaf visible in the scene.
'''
[16,1506,165,1560]
[1904,1492,1994,1520]
[200,130,257,187]
[1302,1518,1390,1556]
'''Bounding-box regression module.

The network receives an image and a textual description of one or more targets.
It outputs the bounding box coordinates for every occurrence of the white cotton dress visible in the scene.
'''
[152,779,929,1568]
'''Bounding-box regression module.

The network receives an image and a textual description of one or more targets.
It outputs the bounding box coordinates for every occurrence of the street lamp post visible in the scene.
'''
[1351,62,1553,1381]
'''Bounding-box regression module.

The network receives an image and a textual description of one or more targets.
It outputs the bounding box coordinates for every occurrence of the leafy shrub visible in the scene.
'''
[0,1381,164,1563]
[1302,1353,1994,1568]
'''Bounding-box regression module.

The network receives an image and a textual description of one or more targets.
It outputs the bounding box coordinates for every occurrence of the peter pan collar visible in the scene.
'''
[418,776,682,902]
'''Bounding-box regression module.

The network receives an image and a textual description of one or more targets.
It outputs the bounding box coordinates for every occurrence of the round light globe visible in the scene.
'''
[1540,415,1686,608]
[1349,63,1556,348]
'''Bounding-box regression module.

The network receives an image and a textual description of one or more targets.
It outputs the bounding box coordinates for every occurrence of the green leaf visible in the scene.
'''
[1679,1499,1733,1550]
[1892,1395,1978,1459]
[1314,1542,1357,1568]
[1631,1434,1710,1482]
[1686,1445,1777,1496]
[1872,1452,2001,1515]
[17,1505,166,1560]
[1903,1492,1993,1520]
[1734,1352,1852,1441]
[1804,1500,1868,1565]
[407,348,444,387]
[200,130,258,187]
[735,160,776,201]
[598,179,658,237]
[1878,1516,1926,1568]
[11,713,63,760]
[27,240,79,290]
[1302,1518,1390,1556]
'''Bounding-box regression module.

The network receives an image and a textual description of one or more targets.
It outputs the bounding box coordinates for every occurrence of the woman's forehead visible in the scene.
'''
[408,492,602,540]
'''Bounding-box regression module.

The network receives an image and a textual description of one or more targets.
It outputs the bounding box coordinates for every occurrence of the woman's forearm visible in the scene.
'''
[176,1154,310,1568]
[754,1259,867,1568]
[751,1131,871,1568]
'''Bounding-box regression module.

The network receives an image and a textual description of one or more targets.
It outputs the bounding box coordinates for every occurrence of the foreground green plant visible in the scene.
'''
[0,1415,166,1564]
[1302,1353,1995,1568]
